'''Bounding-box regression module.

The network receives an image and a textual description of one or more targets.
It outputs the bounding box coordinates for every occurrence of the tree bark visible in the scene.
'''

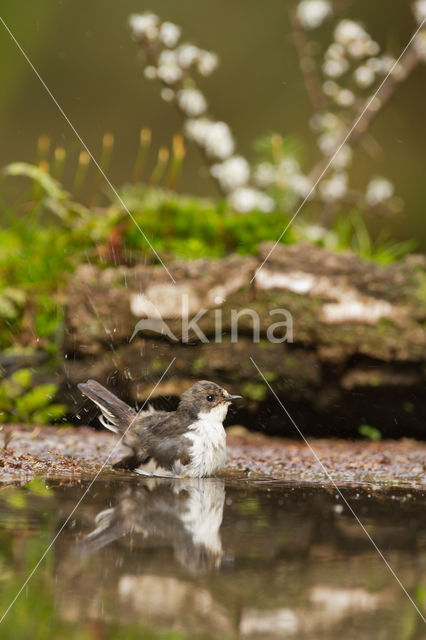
[63,243,426,438]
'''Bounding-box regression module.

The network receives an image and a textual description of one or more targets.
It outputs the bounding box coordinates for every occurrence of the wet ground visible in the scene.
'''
[0,426,425,638]
[1,425,425,488]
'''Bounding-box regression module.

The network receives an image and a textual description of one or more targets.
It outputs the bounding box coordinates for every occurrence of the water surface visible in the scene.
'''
[0,475,425,639]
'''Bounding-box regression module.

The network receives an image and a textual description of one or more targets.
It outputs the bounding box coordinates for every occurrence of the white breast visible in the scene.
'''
[179,478,225,558]
[185,404,227,478]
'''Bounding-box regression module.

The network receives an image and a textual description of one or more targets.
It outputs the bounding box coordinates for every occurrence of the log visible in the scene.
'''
[62,243,426,438]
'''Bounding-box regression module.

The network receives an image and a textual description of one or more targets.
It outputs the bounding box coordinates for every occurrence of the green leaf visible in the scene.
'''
[1,378,25,400]
[3,162,68,202]
[10,368,33,390]
[32,404,66,424]
[358,424,382,441]
[15,383,59,416]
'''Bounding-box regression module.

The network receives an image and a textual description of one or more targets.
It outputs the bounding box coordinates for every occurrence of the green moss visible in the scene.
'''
[123,190,296,258]
[242,382,267,402]
[150,357,169,373]
[403,401,414,413]
[281,378,295,391]
[263,371,277,382]
[377,318,397,336]
[238,497,261,515]
[191,356,206,375]
[414,272,426,308]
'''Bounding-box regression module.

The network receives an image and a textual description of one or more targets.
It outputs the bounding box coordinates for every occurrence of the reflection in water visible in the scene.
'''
[0,478,425,639]
[78,478,225,573]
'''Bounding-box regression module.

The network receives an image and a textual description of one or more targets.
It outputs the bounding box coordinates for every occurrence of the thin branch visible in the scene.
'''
[288,1,383,164]
[287,1,326,113]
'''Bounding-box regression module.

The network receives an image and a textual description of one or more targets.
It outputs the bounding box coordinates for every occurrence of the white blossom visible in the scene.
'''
[276,158,304,190]
[129,13,160,41]
[325,43,345,60]
[319,172,348,201]
[366,57,383,73]
[347,39,373,59]
[198,51,219,76]
[354,65,376,87]
[254,162,277,188]
[159,21,181,47]
[157,50,182,84]
[375,55,397,74]
[366,177,394,205]
[158,49,178,67]
[185,118,212,143]
[144,65,157,80]
[288,173,313,198]
[229,187,274,213]
[330,144,352,169]
[334,20,368,47]
[176,44,201,69]
[210,156,250,192]
[279,157,300,175]
[254,157,312,198]
[299,224,333,243]
[366,41,380,56]
[204,122,235,159]
[297,0,332,30]
[185,119,234,160]
[390,62,406,80]
[318,132,341,155]
[413,0,426,24]
[414,31,426,61]
[322,80,340,97]
[333,19,377,61]
[177,89,207,116]
[311,111,343,133]
[323,58,349,78]
[160,88,175,102]
[335,88,355,106]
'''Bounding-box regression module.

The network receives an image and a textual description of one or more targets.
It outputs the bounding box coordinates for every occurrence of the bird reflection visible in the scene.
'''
[78,477,225,573]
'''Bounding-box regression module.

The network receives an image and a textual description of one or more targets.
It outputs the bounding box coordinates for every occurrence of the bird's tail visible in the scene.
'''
[76,507,124,555]
[78,379,136,434]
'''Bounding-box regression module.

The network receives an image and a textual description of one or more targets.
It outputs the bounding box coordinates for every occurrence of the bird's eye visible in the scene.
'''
[207,394,214,402]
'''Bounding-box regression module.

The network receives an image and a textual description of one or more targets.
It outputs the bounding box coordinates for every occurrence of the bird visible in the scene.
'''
[77,477,225,573]
[77,379,242,478]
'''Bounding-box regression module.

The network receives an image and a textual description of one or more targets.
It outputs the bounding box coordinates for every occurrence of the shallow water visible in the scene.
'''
[0,475,425,639]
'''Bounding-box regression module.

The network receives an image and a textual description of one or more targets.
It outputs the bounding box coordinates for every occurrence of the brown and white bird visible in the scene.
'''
[78,478,225,573]
[78,379,241,478]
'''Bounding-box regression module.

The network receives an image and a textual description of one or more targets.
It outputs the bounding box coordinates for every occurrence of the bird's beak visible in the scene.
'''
[227,395,242,402]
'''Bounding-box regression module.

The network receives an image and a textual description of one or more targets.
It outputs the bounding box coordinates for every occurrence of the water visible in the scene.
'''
[0,475,425,639]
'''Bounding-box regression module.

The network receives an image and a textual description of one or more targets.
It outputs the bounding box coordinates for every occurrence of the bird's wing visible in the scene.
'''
[123,411,193,472]
[122,411,170,452]
[149,434,192,470]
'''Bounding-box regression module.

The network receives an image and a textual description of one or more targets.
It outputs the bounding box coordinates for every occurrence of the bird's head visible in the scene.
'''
[179,380,242,420]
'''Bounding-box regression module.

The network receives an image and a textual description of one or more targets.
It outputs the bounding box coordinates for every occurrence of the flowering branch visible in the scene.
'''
[129,13,274,213]
[128,5,426,218]
[288,0,328,113]
[292,1,426,211]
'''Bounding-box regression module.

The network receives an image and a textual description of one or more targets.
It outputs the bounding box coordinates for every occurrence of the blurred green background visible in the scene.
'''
[0,0,425,248]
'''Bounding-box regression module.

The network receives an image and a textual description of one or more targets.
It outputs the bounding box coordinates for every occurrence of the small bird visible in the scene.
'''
[78,379,241,478]
[78,478,225,572]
